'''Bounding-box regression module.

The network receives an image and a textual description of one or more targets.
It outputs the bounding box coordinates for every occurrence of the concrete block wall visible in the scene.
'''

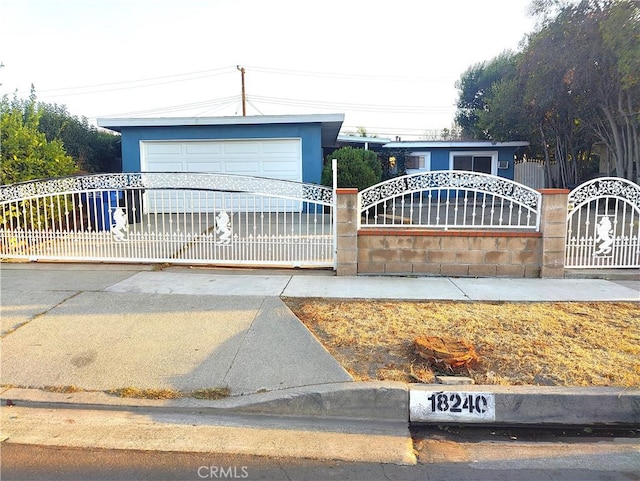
[334,188,568,278]
[358,230,542,277]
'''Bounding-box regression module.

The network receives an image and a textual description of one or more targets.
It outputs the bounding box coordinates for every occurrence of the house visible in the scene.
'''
[381,140,530,180]
[97,114,344,184]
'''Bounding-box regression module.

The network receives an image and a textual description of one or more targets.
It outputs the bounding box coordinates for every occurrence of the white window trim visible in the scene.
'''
[406,151,431,173]
[449,151,498,176]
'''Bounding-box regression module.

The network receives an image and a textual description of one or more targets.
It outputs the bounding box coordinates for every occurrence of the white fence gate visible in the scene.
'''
[359,171,542,231]
[0,172,335,268]
[565,177,640,269]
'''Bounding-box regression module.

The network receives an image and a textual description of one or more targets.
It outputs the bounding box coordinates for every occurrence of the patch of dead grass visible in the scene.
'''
[284,299,640,387]
[107,387,231,400]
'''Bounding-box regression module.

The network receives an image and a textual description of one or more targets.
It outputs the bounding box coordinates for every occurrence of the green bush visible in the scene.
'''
[321,147,382,191]
[1,93,78,231]
[1,93,78,184]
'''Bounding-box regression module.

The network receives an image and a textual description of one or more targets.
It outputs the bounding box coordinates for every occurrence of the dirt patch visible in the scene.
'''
[284,299,640,387]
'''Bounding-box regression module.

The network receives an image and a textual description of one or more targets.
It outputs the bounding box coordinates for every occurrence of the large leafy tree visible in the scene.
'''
[1,93,78,184]
[455,0,640,185]
[455,52,521,140]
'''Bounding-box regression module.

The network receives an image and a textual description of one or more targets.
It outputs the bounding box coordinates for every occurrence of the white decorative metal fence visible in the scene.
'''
[565,177,640,269]
[0,172,335,268]
[358,171,542,230]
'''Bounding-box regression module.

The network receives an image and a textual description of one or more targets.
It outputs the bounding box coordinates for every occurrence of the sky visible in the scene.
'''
[1,0,538,140]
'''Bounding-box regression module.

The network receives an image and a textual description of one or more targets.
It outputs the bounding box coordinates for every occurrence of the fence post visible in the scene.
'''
[539,188,570,278]
[335,188,359,276]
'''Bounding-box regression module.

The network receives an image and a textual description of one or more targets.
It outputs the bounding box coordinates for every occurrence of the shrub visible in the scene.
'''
[321,147,382,191]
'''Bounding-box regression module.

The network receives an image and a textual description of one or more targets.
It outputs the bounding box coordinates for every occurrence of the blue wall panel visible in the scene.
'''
[413,147,517,179]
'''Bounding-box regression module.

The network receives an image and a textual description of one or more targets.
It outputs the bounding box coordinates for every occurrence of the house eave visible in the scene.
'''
[382,141,530,149]
[97,114,344,146]
[337,135,391,145]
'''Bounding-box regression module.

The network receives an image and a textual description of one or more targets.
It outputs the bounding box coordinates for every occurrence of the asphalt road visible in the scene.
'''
[3,427,638,481]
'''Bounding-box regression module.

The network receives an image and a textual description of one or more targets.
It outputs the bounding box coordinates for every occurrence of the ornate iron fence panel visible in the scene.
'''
[565,177,640,269]
[0,172,335,268]
[358,171,541,230]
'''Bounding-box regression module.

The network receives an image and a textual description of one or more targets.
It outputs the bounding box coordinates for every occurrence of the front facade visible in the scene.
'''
[382,141,529,179]
[97,114,344,185]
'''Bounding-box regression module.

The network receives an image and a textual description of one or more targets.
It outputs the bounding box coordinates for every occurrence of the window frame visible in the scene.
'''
[449,151,498,176]
[405,151,431,174]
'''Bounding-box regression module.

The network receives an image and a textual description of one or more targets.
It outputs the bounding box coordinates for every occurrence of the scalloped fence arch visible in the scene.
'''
[0,172,336,268]
[565,177,640,269]
[358,171,542,230]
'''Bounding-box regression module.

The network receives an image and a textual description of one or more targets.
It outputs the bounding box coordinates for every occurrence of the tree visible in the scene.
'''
[37,102,121,173]
[455,52,520,140]
[454,0,639,185]
[1,92,78,184]
[321,147,382,191]
[523,0,639,183]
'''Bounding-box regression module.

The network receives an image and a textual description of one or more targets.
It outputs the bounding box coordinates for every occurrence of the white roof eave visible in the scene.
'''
[97,113,345,130]
[382,141,530,149]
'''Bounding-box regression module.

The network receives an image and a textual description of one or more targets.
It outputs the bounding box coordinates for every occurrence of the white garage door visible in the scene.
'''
[141,139,302,180]
[140,139,302,212]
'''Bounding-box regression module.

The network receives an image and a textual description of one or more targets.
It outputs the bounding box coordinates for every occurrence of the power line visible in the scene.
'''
[38,64,451,100]
[248,94,455,114]
[245,65,451,83]
[38,66,237,97]
[97,95,240,117]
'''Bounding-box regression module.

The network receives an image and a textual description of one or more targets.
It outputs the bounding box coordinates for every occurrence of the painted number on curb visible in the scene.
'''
[410,391,496,422]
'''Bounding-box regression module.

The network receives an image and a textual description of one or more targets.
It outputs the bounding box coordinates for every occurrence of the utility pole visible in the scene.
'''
[237,65,246,116]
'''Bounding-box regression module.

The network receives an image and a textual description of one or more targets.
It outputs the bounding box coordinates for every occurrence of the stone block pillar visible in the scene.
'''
[539,189,569,278]
[335,188,359,276]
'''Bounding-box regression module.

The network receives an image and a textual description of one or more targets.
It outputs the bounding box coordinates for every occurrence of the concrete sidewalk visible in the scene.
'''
[0,265,353,395]
[0,262,638,464]
[2,263,636,394]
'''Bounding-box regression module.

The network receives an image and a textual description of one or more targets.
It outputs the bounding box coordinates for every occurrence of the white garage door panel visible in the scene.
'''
[262,141,299,154]
[158,162,184,171]
[223,143,261,154]
[263,161,298,173]
[186,162,221,173]
[146,143,182,155]
[142,139,301,178]
[185,143,221,155]
[141,139,302,213]
[225,162,260,173]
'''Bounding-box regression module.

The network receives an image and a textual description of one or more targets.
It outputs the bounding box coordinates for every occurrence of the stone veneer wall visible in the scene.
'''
[357,230,542,277]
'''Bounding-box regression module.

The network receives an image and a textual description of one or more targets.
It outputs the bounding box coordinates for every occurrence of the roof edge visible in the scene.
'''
[382,141,530,148]
[97,113,345,130]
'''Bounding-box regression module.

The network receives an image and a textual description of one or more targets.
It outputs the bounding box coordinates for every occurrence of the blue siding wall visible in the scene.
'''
[120,123,324,183]
[424,146,516,180]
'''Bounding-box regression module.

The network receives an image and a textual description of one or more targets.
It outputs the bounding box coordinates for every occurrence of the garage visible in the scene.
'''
[140,138,302,181]
[97,114,344,213]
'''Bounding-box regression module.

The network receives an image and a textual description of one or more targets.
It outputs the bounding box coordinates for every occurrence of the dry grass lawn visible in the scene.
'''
[284,299,640,387]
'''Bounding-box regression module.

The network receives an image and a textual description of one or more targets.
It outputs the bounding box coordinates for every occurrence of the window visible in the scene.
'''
[405,152,431,172]
[450,152,497,175]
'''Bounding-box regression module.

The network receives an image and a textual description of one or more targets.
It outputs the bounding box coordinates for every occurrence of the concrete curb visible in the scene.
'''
[0,382,415,465]
[0,382,408,422]
[3,382,639,426]
[2,382,638,465]
[410,384,640,426]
